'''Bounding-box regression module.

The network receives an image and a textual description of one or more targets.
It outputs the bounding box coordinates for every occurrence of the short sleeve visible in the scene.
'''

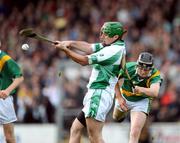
[88,45,125,65]
[150,75,163,85]
[91,43,104,52]
[6,59,23,78]
[148,70,163,87]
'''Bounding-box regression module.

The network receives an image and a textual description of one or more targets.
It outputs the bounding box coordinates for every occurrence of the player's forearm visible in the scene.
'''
[137,86,159,98]
[64,48,89,66]
[69,41,93,54]
[115,82,123,99]
[6,76,24,94]
[134,83,160,98]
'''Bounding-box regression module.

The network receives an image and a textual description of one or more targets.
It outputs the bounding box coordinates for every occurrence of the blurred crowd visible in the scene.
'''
[0,0,179,126]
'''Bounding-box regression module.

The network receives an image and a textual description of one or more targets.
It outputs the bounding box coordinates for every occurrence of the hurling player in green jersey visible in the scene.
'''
[113,52,162,143]
[54,22,127,143]
[0,49,24,143]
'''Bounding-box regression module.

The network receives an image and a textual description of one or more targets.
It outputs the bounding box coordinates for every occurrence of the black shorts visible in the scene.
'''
[77,111,86,127]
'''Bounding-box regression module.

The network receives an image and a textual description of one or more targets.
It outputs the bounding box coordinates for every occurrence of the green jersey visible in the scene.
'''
[119,62,162,101]
[87,40,126,94]
[0,50,23,94]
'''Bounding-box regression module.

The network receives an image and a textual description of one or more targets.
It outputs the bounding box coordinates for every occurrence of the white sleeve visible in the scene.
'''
[91,43,104,53]
[88,45,125,65]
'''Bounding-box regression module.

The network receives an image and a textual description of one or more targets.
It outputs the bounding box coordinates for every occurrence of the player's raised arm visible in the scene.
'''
[54,41,89,66]
[55,40,93,54]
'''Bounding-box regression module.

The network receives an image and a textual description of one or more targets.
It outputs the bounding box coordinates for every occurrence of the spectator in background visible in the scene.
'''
[0,49,24,143]
[54,22,127,143]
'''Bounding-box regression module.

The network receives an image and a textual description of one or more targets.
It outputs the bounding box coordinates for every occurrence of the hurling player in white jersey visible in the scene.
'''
[54,22,127,143]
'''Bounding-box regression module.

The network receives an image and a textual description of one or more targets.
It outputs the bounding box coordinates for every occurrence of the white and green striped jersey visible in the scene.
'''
[87,40,126,94]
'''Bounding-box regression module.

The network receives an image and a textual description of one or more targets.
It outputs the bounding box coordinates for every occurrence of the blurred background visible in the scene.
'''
[0,0,179,143]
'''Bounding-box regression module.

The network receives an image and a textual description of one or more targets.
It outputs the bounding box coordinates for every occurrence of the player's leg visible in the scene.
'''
[128,98,150,143]
[129,111,147,143]
[113,107,126,122]
[82,89,113,143]
[112,99,127,122]
[86,118,104,143]
[139,119,151,143]
[0,97,17,143]
[69,111,86,143]
[3,123,16,143]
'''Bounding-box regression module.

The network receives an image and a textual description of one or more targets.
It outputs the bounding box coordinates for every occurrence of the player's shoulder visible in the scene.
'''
[151,68,161,76]
[110,40,125,49]
[0,50,12,62]
[126,62,136,68]
[0,50,7,58]
[112,40,125,46]
[103,42,123,52]
[0,50,4,55]
[148,68,163,86]
[109,41,126,53]
[124,62,136,74]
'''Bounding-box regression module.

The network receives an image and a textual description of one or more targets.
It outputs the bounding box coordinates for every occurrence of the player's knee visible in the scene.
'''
[88,133,93,143]
[4,131,15,143]
[88,129,101,143]
[113,110,125,122]
[88,135,100,143]
[89,135,103,143]
[130,128,141,139]
[5,136,15,143]
[70,124,81,136]
[70,117,84,137]
[112,112,119,120]
[87,125,97,136]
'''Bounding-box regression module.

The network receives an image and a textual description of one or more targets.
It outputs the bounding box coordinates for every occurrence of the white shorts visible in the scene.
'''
[115,96,151,114]
[82,89,113,122]
[0,96,17,124]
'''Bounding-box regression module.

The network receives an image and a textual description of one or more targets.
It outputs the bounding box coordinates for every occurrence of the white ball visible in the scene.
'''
[22,44,29,50]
